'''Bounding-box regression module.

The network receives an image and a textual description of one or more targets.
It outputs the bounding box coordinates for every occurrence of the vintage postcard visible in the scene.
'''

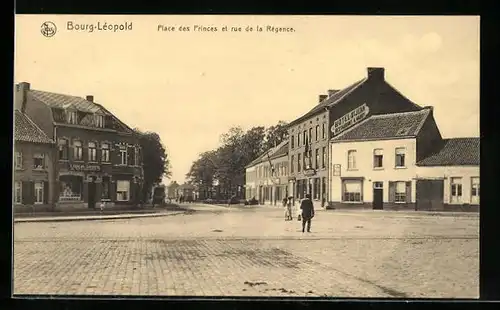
[13,15,479,298]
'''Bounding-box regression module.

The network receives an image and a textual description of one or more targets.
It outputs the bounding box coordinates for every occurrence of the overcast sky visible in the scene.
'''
[15,15,479,184]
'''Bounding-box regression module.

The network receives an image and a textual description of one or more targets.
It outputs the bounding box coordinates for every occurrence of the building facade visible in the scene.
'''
[15,82,144,210]
[328,107,479,211]
[287,67,423,209]
[13,110,57,212]
[245,141,289,205]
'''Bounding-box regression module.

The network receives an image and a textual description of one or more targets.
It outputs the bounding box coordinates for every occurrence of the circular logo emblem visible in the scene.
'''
[41,21,57,37]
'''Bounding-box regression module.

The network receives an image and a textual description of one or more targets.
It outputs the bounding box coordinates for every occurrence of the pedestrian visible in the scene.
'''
[99,200,105,212]
[286,196,293,221]
[299,194,315,233]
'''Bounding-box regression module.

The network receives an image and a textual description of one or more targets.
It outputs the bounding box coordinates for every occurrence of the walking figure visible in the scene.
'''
[283,197,292,221]
[300,194,315,233]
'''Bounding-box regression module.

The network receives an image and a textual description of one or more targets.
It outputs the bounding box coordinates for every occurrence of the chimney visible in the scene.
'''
[367,67,385,81]
[86,95,94,102]
[15,82,30,113]
[318,94,328,103]
[327,89,339,97]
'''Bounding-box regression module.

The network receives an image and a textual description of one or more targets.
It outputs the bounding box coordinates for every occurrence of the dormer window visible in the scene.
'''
[67,111,78,124]
[95,114,105,128]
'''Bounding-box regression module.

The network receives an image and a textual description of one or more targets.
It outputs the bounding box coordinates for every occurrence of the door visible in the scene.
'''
[87,177,96,209]
[416,180,444,211]
[372,182,383,210]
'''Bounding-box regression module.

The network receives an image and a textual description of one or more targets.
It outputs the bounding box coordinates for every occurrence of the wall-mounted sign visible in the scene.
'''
[70,164,101,172]
[303,169,316,177]
[331,103,370,135]
[333,164,341,176]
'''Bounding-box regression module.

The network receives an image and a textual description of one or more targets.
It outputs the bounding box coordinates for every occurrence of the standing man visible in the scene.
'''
[300,194,315,233]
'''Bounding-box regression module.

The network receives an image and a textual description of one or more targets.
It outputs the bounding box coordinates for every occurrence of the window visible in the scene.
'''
[116,180,130,201]
[342,179,362,202]
[303,152,308,169]
[471,177,480,204]
[101,143,110,162]
[34,181,44,204]
[134,147,140,166]
[395,181,406,202]
[303,131,306,145]
[322,147,326,169]
[14,181,22,204]
[73,140,83,160]
[58,138,68,160]
[291,135,295,149]
[290,155,294,173]
[33,153,45,169]
[373,149,383,168]
[315,148,320,169]
[94,114,105,128]
[315,125,319,141]
[395,148,406,167]
[60,176,83,201]
[67,111,78,124]
[322,123,326,139]
[119,146,128,165]
[450,177,462,204]
[101,176,111,200]
[297,154,301,172]
[88,142,97,162]
[347,150,357,170]
[313,178,320,200]
[15,151,22,169]
[297,133,301,146]
[309,128,313,142]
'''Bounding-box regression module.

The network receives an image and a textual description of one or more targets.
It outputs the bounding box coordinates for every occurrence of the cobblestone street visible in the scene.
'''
[13,205,479,298]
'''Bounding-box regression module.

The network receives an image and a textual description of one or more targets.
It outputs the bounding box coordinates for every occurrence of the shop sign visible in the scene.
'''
[303,169,316,177]
[331,103,370,135]
[69,163,101,172]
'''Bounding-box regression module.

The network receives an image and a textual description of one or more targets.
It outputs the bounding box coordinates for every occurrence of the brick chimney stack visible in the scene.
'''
[367,67,385,81]
[318,94,328,103]
[15,82,31,113]
[86,95,94,102]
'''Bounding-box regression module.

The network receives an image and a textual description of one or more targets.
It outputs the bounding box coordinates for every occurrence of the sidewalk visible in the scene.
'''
[14,210,186,223]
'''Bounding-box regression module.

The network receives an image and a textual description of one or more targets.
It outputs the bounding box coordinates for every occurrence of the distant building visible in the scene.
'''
[245,141,289,205]
[14,110,57,211]
[177,183,196,201]
[167,181,180,199]
[14,82,144,210]
[329,107,479,211]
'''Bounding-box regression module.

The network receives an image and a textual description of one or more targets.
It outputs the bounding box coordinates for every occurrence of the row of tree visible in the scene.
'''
[186,121,288,199]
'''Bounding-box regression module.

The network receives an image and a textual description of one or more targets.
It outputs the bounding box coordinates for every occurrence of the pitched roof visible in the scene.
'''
[246,140,289,168]
[30,89,104,114]
[14,110,54,144]
[417,137,480,166]
[289,78,367,127]
[331,108,431,142]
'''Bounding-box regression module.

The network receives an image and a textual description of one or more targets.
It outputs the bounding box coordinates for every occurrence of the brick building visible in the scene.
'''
[15,82,144,210]
[13,110,57,212]
[286,67,423,209]
[245,141,289,205]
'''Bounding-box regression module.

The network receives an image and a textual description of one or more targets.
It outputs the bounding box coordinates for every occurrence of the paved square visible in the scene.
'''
[13,205,479,298]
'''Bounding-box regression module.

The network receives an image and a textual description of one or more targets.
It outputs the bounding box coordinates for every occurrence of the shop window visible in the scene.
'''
[450,177,463,204]
[119,146,128,165]
[33,153,45,170]
[347,150,357,170]
[101,143,110,162]
[15,151,23,169]
[60,176,83,201]
[342,179,362,202]
[471,177,480,204]
[58,138,68,160]
[34,181,44,204]
[88,142,97,162]
[117,180,130,201]
[373,149,383,169]
[315,148,320,169]
[102,176,111,200]
[14,181,22,204]
[73,140,83,160]
[290,155,295,173]
[322,147,326,169]
[395,181,406,202]
[395,148,406,168]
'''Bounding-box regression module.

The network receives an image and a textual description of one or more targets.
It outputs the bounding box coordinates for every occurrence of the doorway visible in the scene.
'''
[87,176,96,209]
[372,182,383,210]
[416,179,444,211]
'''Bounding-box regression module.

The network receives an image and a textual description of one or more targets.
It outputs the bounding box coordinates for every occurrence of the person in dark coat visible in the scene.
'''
[300,194,315,233]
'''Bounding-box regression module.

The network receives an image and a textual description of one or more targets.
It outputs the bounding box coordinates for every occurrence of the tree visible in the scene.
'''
[134,129,171,201]
[263,121,289,150]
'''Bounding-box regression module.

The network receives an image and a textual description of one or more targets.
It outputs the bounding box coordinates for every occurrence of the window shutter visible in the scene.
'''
[43,181,49,204]
[405,181,412,203]
[22,181,31,205]
[388,181,395,203]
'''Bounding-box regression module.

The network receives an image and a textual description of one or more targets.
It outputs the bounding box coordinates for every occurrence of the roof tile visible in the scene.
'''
[14,110,54,144]
[417,138,480,166]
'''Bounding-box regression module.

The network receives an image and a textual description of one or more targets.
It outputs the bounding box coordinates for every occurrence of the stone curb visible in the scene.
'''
[14,211,186,223]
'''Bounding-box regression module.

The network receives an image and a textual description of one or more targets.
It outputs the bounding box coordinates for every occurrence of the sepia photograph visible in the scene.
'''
[13,15,479,298]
